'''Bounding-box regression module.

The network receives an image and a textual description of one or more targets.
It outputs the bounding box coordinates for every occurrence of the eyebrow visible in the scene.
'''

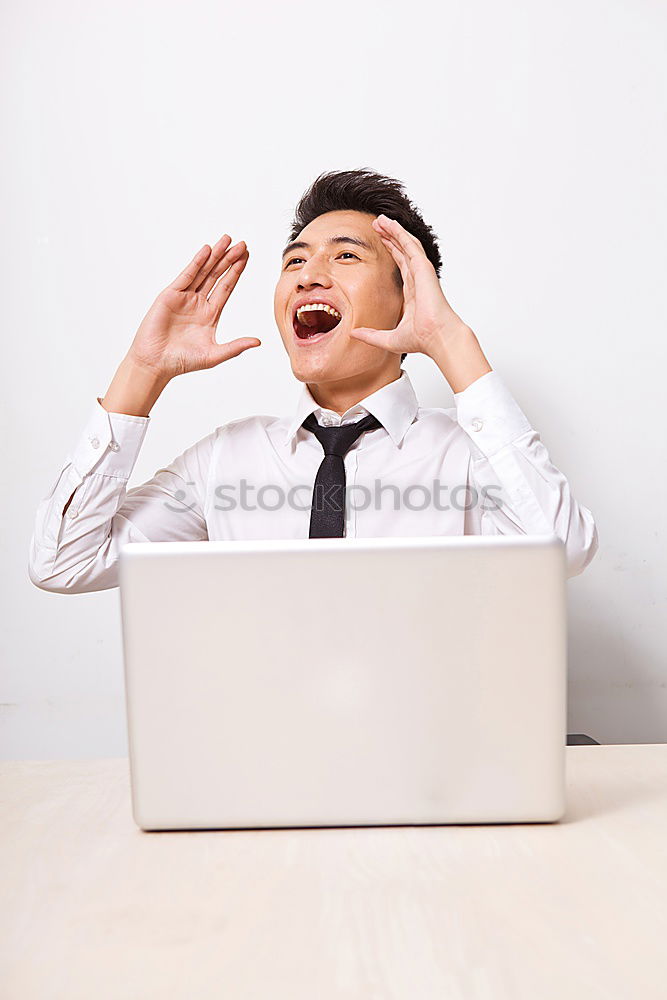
[281,235,374,259]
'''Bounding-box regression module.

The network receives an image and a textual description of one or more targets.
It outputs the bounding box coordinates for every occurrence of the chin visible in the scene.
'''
[289,356,339,381]
[283,339,340,374]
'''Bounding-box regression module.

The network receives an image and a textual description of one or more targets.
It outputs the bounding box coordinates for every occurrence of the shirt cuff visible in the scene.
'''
[67,397,151,480]
[453,370,533,457]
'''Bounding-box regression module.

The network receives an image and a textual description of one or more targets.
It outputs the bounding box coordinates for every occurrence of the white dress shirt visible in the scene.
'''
[28,368,598,593]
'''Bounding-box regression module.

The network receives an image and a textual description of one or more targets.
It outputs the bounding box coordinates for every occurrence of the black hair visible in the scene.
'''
[288,168,443,365]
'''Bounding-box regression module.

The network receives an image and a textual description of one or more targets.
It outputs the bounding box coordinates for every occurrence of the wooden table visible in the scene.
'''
[2,745,667,999]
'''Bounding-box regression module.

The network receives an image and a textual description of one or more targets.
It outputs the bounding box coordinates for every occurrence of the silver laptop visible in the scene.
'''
[118,535,567,830]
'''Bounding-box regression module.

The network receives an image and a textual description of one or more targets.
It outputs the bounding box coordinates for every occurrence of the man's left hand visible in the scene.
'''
[348,214,470,358]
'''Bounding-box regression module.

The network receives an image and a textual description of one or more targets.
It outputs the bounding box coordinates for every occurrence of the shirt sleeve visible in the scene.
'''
[28,397,215,595]
[453,370,599,579]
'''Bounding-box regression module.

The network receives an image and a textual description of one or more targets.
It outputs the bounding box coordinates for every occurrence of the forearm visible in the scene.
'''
[101,354,171,417]
[28,397,154,592]
[452,368,599,577]
[428,324,493,394]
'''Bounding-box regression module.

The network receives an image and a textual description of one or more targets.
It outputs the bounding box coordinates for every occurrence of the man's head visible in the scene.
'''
[274,168,443,390]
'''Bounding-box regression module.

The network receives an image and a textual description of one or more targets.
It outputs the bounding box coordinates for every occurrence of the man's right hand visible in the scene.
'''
[127,235,261,382]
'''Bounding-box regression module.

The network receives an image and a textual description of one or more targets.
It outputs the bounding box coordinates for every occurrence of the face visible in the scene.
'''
[274,210,404,386]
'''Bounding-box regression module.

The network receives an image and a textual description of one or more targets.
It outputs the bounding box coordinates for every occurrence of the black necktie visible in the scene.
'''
[302,412,382,537]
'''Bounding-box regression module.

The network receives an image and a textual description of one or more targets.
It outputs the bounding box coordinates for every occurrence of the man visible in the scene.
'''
[28,168,598,593]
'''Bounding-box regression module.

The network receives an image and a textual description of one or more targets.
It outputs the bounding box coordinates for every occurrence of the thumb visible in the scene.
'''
[205,337,262,368]
[348,327,393,350]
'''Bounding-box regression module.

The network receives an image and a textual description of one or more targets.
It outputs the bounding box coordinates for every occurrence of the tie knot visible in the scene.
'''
[302,412,382,457]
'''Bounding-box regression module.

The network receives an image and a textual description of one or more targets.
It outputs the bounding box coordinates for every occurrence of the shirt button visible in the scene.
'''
[90,436,100,448]
[109,441,120,452]
[471,418,484,432]
[67,507,78,518]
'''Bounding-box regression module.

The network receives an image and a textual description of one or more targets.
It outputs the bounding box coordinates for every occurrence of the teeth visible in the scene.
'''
[295,303,342,321]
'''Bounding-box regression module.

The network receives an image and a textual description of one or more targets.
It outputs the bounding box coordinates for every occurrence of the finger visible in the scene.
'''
[348,326,396,351]
[374,215,424,260]
[203,336,262,369]
[375,218,411,258]
[168,244,214,292]
[197,240,246,297]
[380,235,415,298]
[379,231,422,301]
[374,214,418,244]
[207,249,250,317]
[380,234,411,285]
[375,221,410,265]
[193,234,235,294]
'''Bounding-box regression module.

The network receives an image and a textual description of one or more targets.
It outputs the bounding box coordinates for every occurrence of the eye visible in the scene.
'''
[284,252,360,269]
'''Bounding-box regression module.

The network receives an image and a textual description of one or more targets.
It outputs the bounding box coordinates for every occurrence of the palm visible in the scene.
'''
[136,288,223,374]
[128,236,261,380]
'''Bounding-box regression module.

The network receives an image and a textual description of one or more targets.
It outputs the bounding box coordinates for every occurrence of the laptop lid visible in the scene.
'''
[118,535,567,830]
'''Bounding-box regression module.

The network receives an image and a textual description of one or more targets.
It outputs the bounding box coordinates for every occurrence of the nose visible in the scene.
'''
[295,255,333,290]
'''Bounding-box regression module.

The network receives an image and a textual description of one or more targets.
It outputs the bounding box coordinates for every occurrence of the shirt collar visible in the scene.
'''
[283,368,419,449]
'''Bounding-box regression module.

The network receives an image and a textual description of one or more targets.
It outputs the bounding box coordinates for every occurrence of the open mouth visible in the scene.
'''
[292,304,343,343]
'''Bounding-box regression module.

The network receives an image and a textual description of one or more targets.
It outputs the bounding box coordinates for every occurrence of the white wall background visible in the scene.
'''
[3,0,665,758]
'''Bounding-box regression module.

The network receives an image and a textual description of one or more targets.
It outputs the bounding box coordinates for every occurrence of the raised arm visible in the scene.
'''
[349,213,598,578]
[29,235,261,593]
